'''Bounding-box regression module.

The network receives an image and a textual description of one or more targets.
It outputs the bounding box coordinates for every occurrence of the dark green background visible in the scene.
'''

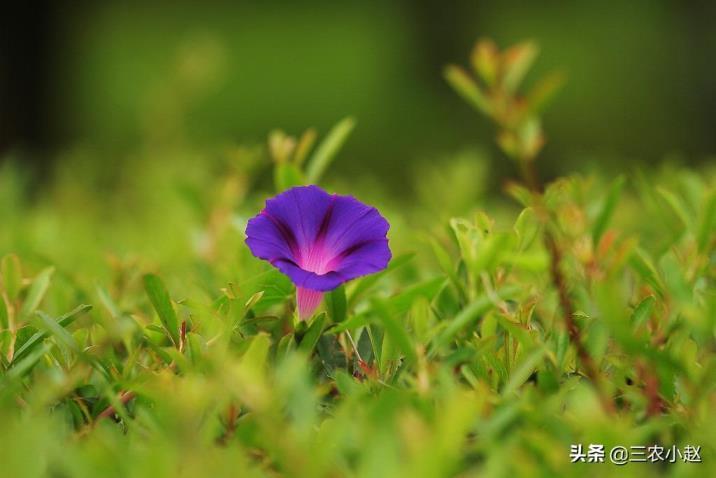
[3,0,715,186]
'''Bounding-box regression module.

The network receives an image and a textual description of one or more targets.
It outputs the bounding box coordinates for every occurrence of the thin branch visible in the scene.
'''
[637,361,665,417]
[97,390,136,421]
[217,403,239,446]
[520,154,614,414]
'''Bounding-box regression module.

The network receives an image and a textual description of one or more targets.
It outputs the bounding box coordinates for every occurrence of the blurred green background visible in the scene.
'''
[2,0,716,187]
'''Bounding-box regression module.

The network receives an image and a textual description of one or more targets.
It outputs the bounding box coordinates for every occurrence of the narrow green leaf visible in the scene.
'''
[277,333,296,360]
[628,248,665,297]
[375,305,416,366]
[11,304,92,364]
[328,310,371,333]
[697,191,716,253]
[5,343,52,380]
[305,117,355,183]
[35,311,78,352]
[513,207,540,251]
[385,277,446,317]
[347,253,414,307]
[592,175,625,246]
[293,128,317,166]
[631,295,655,329]
[470,39,499,86]
[502,348,545,396]
[274,163,305,192]
[524,71,565,116]
[430,238,465,299]
[242,333,271,372]
[430,285,520,355]
[1,254,22,301]
[472,232,512,274]
[97,285,121,320]
[657,187,692,230]
[19,267,54,320]
[325,286,347,323]
[444,65,491,116]
[502,41,538,93]
[143,274,180,346]
[0,295,7,330]
[299,313,326,354]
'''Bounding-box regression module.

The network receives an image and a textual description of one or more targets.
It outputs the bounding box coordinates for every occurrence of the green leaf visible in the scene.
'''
[35,311,79,353]
[657,187,692,230]
[470,39,499,86]
[276,333,296,360]
[18,267,54,320]
[697,191,716,253]
[502,41,538,93]
[1,254,22,301]
[143,274,180,346]
[274,163,305,192]
[444,65,491,116]
[430,238,465,299]
[430,285,520,355]
[384,277,446,317]
[97,285,121,319]
[631,295,655,329]
[524,71,565,116]
[347,253,414,306]
[502,348,545,396]
[375,305,417,366]
[472,232,513,274]
[242,333,271,372]
[11,304,92,364]
[5,343,52,380]
[325,286,347,323]
[513,207,540,251]
[628,248,664,297]
[328,310,371,333]
[305,117,355,183]
[268,129,295,164]
[299,313,326,354]
[592,175,625,246]
[0,295,7,330]
[293,128,317,166]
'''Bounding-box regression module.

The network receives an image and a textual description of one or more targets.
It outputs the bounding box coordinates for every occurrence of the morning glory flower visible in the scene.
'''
[245,185,391,319]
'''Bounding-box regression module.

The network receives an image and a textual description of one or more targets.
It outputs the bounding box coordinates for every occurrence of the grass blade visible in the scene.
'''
[18,267,54,320]
[305,117,355,183]
[11,304,92,364]
[143,274,180,346]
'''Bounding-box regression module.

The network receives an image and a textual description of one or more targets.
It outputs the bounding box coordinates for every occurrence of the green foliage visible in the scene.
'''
[0,40,715,478]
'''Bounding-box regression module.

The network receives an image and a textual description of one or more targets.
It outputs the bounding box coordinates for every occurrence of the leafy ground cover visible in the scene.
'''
[0,40,715,477]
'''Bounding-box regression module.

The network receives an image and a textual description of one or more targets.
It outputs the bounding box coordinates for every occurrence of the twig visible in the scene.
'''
[217,403,239,445]
[521,157,614,414]
[97,390,137,421]
[637,361,665,417]
[544,231,614,413]
[179,320,187,353]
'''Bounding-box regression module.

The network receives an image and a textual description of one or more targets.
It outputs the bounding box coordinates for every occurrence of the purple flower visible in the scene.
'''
[245,185,391,319]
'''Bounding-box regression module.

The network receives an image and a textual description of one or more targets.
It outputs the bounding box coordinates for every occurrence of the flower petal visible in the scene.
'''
[319,195,391,280]
[272,258,345,291]
[322,195,390,254]
[261,185,335,259]
[245,213,297,263]
[333,238,392,280]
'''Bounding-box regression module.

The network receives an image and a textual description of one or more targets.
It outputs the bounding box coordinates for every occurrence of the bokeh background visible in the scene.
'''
[2,0,716,189]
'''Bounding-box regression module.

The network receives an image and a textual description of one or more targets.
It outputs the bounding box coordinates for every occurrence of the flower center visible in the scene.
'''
[299,244,337,275]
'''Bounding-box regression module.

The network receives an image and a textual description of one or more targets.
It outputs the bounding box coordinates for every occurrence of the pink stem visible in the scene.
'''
[296,287,324,320]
